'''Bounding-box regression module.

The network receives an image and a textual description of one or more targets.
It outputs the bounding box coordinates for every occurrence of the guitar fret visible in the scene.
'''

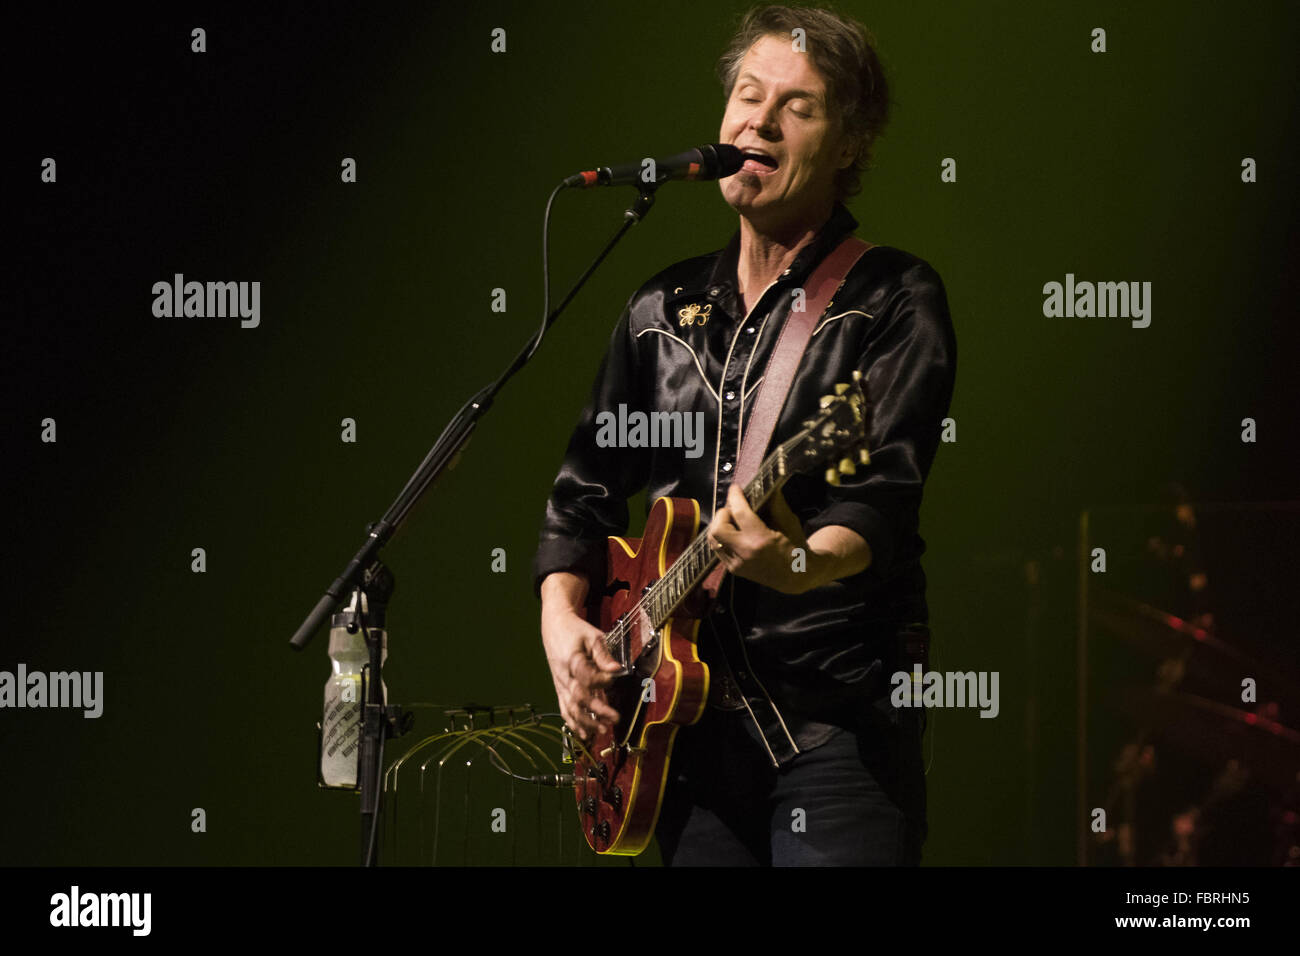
[633,417,848,633]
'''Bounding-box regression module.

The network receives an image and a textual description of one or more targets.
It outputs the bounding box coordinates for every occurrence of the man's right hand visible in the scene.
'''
[540,573,622,743]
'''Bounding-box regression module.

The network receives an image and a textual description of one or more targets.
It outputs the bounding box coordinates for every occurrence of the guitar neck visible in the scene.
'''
[596,372,870,663]
[629,437,794,635]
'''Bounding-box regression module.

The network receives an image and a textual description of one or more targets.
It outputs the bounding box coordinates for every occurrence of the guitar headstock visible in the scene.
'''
[785,370,873,487]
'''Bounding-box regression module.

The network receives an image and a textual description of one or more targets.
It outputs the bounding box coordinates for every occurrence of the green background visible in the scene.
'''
[9,0,1298,865]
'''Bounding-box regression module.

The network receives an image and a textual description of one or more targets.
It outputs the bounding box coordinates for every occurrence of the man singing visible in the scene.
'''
[533,4,956,865]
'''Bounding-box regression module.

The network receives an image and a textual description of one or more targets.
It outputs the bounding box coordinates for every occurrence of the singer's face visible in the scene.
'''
[718,35,855,227]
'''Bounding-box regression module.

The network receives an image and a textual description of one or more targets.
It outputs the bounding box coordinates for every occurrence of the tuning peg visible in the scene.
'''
[838,457,856,475]
[852,369,863,382]
[819,395,835,408]
[802,418,817,427]
[834,383,850,395]
[858,447,871,465]
[824,467,841,486]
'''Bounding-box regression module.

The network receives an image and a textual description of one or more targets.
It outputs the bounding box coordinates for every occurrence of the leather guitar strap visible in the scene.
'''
[700,234,873,599]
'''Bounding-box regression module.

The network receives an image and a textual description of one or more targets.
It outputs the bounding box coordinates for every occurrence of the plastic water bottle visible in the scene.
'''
[320,592,387,789]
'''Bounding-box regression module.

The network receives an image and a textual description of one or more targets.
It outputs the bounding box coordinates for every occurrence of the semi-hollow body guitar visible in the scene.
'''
[569,373,873,854]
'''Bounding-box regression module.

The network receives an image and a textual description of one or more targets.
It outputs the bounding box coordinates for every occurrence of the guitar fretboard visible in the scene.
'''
[603,436,794,656]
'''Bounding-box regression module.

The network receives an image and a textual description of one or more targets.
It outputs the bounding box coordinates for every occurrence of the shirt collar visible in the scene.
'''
[680,202,860,306]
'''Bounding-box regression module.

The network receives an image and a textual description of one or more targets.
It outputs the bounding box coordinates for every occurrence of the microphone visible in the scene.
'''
[564,143,742,189]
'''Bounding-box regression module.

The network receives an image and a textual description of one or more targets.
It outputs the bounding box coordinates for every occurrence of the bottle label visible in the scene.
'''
[320,676,362,788]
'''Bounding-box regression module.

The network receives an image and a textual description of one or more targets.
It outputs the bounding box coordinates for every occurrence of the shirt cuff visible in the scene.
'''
[532,537,608,599]
[802,501,894,580]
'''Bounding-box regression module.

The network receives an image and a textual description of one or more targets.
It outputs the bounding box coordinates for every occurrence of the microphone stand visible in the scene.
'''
[289,180,661,866]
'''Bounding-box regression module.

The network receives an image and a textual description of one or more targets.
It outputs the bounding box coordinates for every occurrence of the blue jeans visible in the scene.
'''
[655,704,927,866]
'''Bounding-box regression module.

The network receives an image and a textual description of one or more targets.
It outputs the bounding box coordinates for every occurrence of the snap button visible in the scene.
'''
[744,326,756,334]
[724,390,736,400]
[721,461,733,472]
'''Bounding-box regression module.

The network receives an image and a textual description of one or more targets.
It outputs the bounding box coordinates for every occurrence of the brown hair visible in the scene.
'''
[716,4,890,200]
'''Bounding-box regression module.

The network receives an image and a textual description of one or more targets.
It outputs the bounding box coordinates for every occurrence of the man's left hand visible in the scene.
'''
[707,483,816,594]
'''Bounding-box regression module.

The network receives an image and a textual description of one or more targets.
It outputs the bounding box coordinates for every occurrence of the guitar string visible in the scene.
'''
[599,398,863,659]
[601,407,860,657]
[576,446,790,774]
[600,441,789,658]
[575,400,865,786]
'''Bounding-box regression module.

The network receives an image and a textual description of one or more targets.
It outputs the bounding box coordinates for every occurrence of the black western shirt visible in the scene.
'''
[531,203,957,767]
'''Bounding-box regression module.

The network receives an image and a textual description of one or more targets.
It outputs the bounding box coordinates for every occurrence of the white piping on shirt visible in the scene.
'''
[712,279,779,512]
[812,309,873,337]
[728,570,801,761]
[634,327,719,402]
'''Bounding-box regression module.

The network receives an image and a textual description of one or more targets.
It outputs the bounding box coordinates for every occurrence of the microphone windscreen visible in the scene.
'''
[707,143,743,178]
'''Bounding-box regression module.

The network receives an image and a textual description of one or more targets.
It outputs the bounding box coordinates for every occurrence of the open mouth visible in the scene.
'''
[739,150,779,174]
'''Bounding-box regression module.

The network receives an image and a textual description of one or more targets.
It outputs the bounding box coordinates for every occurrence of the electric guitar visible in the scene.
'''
[569,371,873,854]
